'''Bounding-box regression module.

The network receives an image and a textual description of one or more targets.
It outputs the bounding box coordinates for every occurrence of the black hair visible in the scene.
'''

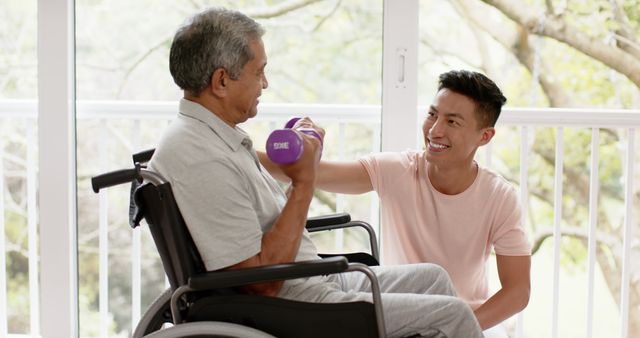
[438,70,507,128]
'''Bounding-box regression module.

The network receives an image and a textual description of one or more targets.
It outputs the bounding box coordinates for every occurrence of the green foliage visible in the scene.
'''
[541,38,630,107]
[624,0,640,28]
[559,236,589,274]
[7,272,30,333]
[260,0,383,104]
[565,0,614,38]
[0,0,37,99]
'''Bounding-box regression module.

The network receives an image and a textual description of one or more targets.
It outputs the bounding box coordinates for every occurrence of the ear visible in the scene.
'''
[210,68,228,97]
[478,127,495,146]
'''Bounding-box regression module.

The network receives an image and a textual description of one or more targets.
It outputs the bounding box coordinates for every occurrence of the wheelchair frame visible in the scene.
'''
[91,152,387,338]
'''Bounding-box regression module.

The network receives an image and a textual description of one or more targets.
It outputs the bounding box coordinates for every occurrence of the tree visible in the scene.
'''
[448,0,639,335]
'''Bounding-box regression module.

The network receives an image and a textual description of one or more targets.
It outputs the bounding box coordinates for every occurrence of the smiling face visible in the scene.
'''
[224,38,269,124]
[423,88,494,170]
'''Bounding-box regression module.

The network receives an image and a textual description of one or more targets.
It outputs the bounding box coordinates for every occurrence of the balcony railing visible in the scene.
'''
[1,99,639,338]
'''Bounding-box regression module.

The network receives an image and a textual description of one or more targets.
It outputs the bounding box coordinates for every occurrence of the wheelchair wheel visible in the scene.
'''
[142,321,276,338]
[133,288,173,338]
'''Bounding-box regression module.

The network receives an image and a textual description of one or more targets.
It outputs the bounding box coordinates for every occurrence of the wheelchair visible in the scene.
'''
[91,149,386,338]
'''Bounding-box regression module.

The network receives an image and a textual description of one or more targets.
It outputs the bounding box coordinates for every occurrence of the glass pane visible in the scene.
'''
[418,1,640,337]
[76,1,382,336]
[0,0,38,336]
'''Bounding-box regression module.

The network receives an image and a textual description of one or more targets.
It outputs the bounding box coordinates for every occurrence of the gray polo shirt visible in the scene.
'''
[148,99,319,272]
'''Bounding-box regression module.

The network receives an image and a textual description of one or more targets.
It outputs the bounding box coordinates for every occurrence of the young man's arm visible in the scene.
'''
[473,254,531,329]
[259,116,373,194]
[258,151,373,194]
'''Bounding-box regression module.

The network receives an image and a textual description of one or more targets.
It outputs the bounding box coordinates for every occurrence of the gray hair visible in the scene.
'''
[169,8,265,96]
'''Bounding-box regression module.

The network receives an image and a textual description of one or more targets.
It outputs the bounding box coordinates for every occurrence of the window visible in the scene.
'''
[75,1,382,336]
[0,0,38,336]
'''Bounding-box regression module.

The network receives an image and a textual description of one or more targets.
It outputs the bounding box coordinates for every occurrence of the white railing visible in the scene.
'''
[1,100,639,338]
[495,109,638,338]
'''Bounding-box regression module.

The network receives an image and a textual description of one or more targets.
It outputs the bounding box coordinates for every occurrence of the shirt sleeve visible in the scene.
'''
[359,151,413,194]
[359,153,382,192]
[172,159,263,271]
[491,186,532,256]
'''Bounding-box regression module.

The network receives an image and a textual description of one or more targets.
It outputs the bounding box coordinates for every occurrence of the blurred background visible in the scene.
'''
[1,0,638,337]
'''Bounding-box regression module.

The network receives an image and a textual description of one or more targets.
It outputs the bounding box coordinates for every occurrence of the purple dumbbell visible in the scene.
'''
[266,117,323,164]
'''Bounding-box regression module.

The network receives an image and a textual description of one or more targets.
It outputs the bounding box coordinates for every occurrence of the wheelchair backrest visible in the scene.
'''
[134,181,206,290]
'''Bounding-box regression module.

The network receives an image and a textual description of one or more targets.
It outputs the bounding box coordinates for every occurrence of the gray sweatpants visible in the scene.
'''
[279,263,483,338]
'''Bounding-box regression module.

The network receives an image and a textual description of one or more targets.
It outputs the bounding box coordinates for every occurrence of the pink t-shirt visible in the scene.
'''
[360,150,531,309]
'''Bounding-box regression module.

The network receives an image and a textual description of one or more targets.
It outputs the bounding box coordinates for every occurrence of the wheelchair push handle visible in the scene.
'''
[91,167,140,193]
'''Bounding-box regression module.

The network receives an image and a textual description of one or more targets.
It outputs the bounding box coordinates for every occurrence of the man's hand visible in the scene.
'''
[257,116,373,195]
[278,117,325,188]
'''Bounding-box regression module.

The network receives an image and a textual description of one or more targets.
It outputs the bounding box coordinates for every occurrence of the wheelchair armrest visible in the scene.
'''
[175,258,387,337]
[188,256,348,290]
[305,212,351,229]
[307,218,380,262]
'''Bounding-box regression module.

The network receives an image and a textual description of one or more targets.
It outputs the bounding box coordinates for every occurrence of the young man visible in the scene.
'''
[149,8,482,338]
[261,70,531,335]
